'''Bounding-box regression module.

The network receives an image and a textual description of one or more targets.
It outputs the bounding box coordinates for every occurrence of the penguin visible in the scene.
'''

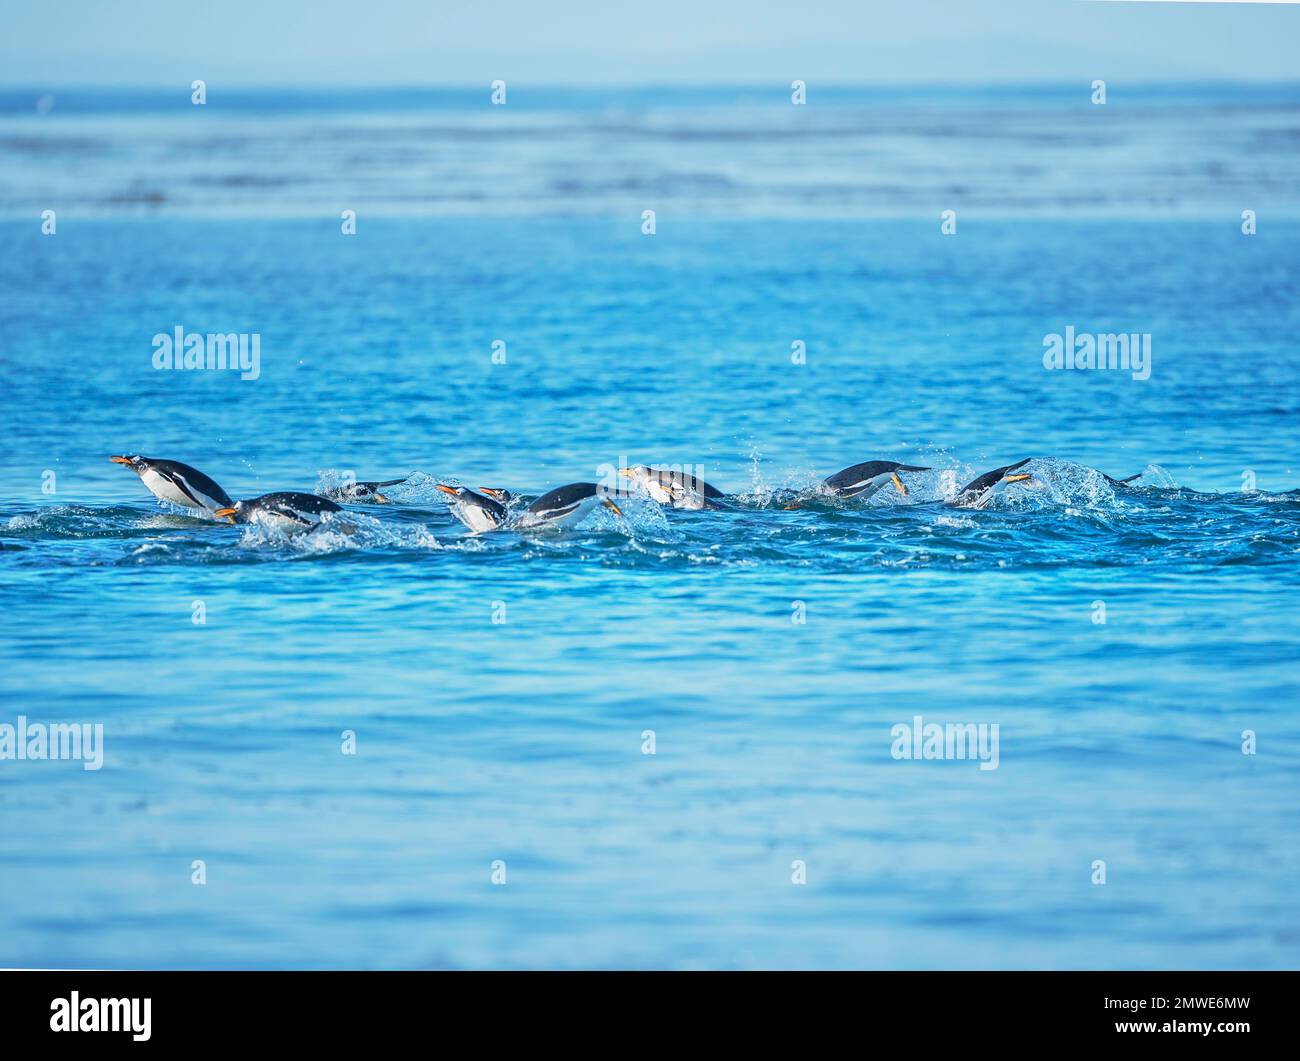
[786,459,931,508]
[824,460,930,499]
[329,477,410,504]
[436,484,509,532]
[214,492,344,531]
[109,455,232,515]
[950,459,1034,509]
[620,465,726,510]
[517,483,624,530]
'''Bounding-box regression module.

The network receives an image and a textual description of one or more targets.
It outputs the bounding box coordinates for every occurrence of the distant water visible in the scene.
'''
[1,86,1299,969]
[1,83,1299,217]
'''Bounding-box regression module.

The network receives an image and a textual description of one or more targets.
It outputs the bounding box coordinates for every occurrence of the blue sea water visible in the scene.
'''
[1,87,1299,969]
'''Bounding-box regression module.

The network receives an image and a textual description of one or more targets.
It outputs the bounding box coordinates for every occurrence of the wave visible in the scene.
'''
[228,511,441,555]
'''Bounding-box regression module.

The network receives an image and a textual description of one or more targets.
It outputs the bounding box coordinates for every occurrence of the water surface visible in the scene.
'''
[1,89,1298,969]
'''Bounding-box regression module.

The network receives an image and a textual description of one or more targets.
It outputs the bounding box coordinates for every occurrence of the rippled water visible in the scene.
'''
[3,84,1299,217]
[2,91,1299,968]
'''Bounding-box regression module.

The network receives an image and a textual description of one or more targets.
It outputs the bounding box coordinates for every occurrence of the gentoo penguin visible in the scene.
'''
[478,488,515,506]
[330,477,409,504]
[109,455,232,515]
[825,460,930,499]
[517,482,623,530]
[214,492,344,531]
[436,484,509,532]
[951,459,1034,509]
[786,459,930,508]
[620,465,726,510]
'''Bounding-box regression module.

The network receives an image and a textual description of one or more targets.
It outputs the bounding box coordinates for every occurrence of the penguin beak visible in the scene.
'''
[1005,474,1033,485]
[109,455,134,465]
[480,487,505,500]
[783,502,803,510]
[213,507,237,522]
[602,497,624,517]
[435,484,459,496]
[891,473,908,496]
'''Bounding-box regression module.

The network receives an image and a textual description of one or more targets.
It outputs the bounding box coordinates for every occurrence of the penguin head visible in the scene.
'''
[436,484,469,499]
[479,488,513,504]
[213,500,246,523]
[985,462,1034,502]
[109,454,147,475]
[999,461,1034,488]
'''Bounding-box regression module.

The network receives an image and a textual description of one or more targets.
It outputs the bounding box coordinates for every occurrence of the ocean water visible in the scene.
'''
[4,83,1300,218]
[1,88,1299,969]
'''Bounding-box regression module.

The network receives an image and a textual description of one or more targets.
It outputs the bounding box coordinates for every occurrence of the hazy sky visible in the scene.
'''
[4,0,1297,85]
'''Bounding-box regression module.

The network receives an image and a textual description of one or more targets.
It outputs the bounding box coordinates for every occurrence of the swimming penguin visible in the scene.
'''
[951,459,1034,509]
[620,465,726,510]
[517,482,624,530]
[826,460,931,499]
[478,488,515,506]
[786,459,931,508]
[109,455,232,515]
[329,477,410,504]
[214,492,344,531]
[436,484,509,532]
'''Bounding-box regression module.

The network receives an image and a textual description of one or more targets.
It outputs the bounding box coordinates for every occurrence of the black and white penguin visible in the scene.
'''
[436,484,509,532]
[620,465,725,510]
[329,477,410,504]
[214,492,344,531]
[109,455,232,515]
[823,459,930,499]
[951,459,1034,509]
[517,482,623,530]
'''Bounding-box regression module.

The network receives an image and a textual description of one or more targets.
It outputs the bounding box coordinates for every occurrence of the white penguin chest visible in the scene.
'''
[141,468,199,509]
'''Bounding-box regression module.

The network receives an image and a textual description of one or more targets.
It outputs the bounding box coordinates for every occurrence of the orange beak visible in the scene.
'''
[213,507,237,522]
[602,497,624,518]
[109,455,133,465]
[436,484,459,496]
